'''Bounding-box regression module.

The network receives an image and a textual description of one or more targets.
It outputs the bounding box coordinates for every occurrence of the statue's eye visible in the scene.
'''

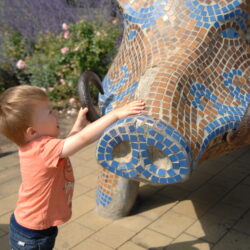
[221,28,240,39]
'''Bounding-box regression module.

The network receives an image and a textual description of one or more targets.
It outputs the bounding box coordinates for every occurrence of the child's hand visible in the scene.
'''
[113,100,145,120]
[76,107,89,128]
[62,100,145,157]
[68,107,89,137]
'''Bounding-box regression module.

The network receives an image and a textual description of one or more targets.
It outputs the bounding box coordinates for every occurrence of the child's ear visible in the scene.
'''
[25,127,38,141]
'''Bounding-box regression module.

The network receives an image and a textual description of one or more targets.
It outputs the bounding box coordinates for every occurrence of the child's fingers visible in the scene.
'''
[130,104,145,113]
[79,107,88,115]
[128,100,145,107]
[132,99,144,104]
[129,101,145,109]
[129,109,144,115]
[82,107,88,114]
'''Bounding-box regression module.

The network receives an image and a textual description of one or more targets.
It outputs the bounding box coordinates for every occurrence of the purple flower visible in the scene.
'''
[1,0,121,42]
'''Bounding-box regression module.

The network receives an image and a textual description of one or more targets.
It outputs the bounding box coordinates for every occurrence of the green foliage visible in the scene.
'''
[0,29,32,92]
[25,20,119,101]
[2,29,33,60]
[0,65,18,92]
[0,19,120,105]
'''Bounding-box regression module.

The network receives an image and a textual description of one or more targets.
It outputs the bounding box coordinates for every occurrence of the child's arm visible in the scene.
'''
[60,100,145,158]
[67,107,89,137]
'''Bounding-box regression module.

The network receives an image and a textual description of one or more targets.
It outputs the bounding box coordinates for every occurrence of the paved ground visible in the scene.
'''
[0,142,250,250]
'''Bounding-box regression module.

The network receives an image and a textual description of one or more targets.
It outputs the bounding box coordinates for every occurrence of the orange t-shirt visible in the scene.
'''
[14,136,74,230]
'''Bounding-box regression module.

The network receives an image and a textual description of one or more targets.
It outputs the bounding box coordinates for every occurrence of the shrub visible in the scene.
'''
[0,0,123,107]
[12,20,120,107]
[0,29,33,92]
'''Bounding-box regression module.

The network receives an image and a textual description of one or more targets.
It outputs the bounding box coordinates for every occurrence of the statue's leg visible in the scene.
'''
[96,167,139,219]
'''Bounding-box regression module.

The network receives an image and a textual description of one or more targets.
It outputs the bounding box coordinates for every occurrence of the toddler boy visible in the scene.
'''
[0,85,145,249]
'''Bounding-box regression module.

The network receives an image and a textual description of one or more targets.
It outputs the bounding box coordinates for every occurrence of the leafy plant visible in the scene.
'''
[11,19,120,106]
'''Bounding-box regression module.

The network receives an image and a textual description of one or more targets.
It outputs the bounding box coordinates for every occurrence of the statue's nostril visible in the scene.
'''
[147,146,172,171]
[112,141,132,164]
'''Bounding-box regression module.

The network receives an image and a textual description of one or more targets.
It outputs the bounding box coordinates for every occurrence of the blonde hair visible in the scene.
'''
[0,85,48,146]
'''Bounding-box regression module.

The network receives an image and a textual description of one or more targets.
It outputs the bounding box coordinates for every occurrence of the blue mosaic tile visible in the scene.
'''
[147,138,155,145]
[149,129,156,136]
[180,168,189,175]
[151,176,160,183]
[128,170,137,178]
[111,161,119,168]
[105,154,113,161]
[172,162,180,169]
[98,146,105,153]
[106,146,113,153]
[163,147,172,155]
[109,140,117,147]
[176,152,185,160]
[185,0,247,30]
[137,127,145,133]
[129,125,136,132]
[131,143,138,150]
[170,145,180,153]
[141,150,148,157]
[155,133,164,142]
[163,138,173,147]
[129,135,137,142]
[149,165,158,173]
[169,155,177,162]
[167,177,176,184]
[139,143,147,150]
[175,175,183,182]
[144,158,151,165]
[132,157,139,165]
[155,142,164,149]
[143,170,152,178]
[110,129,117,137]
[97,154,104,160]
[100,140,107,147]
[122,134,129,141]
[157,168,167,177]
[103,134,111,142]
[136,165,144,173]
[167,169,176,177]
[160,178,168,184]
[165,126,174,135]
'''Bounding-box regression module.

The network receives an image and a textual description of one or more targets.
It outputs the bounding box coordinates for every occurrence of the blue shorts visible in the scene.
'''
[9,214,58,250]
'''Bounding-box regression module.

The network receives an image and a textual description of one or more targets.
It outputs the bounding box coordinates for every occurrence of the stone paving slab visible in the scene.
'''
[0,143,249,250]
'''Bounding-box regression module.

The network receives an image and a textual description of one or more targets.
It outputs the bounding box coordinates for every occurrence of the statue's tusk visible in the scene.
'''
[77,71,104,122]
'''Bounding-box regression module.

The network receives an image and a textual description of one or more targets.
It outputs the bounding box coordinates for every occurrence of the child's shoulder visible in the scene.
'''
[20,136,62,152]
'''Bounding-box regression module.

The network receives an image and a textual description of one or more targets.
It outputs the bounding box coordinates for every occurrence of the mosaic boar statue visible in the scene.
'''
[78,0,250,219]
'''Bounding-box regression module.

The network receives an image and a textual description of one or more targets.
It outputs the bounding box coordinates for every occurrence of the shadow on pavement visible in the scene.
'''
[130,146,250,250]
[148,239,206,250]
[0,151,17,158]
[0,224,9,248]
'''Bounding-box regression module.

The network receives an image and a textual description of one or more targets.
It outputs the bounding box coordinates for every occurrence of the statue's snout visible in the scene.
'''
[97,115,192,184]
